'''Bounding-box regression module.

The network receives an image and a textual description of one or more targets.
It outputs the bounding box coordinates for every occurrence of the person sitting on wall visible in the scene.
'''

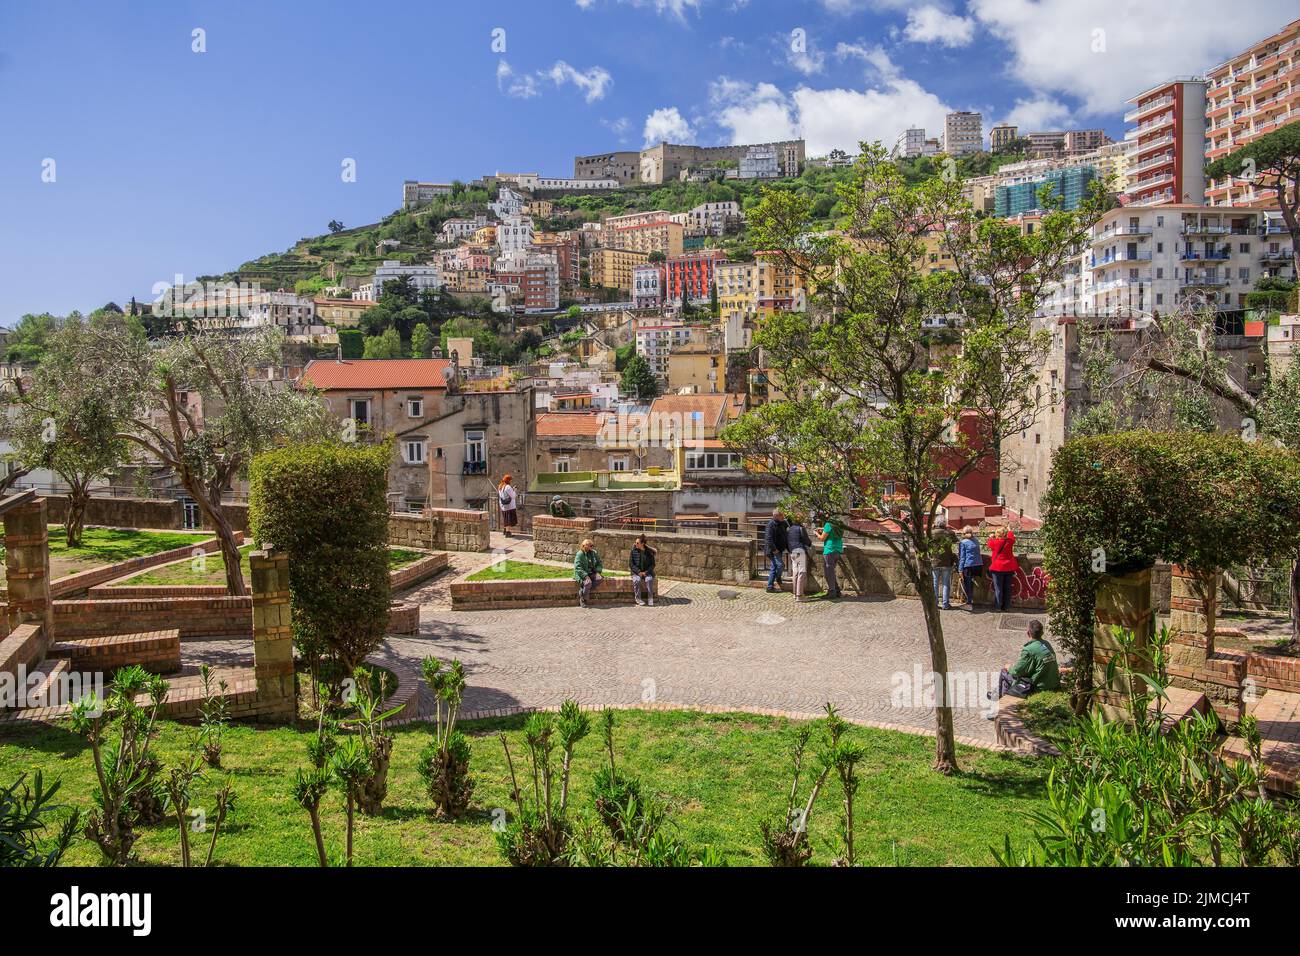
[574,538,604,609]
[630,534,657,607]
[549,494,575,519]
[987,620,1061,716]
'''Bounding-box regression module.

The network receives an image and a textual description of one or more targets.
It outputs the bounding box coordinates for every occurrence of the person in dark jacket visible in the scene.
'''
[786,517,813,602]
[630,534,657,606]
[763,509,789,593]
[573,539,603,609]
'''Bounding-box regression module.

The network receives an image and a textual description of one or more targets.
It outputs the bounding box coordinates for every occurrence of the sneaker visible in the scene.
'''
[983,712,996,721]
[765,586,778,593]
[648,598,655,607]
[635,597,645,606]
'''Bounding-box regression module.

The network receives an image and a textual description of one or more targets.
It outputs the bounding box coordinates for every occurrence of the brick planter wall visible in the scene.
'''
[451,575,637,610]
[53,596,254,641]
[52,630,182,675]
[389,509,489,553]
[389,552,449,591]
[87,584,229,598]
[41,496,251,533]
[388,602,420,633]
[48,533,240,599]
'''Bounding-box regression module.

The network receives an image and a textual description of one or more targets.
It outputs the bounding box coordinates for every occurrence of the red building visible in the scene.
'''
[666,249,727,305]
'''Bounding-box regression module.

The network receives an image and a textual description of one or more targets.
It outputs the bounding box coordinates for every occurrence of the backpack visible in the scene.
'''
[498,486,513,507]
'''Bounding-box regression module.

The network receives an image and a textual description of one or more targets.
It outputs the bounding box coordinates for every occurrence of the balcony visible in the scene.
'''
[1090,226,1152,245]
[1090,251,1153,269]
[1124,94,1175,122]
[1183,274,1228,287]
[462,459,488,476]
[1132,133,1175,156]
[1179,249,1231,262]
[1181,223,1252,235]
[1132,152,1175,175]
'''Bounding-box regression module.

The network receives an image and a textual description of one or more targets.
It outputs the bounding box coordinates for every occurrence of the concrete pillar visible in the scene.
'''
[3,498,54,646]
[1093,567,1153,721]
[250,549,295,722]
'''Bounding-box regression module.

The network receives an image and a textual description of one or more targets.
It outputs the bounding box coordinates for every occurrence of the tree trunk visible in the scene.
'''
[914,555,960,775]
[65,487,89,549]
[1291,557,1300,650]
[188,482,246,595]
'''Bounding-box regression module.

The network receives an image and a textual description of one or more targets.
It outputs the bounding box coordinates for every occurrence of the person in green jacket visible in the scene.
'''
[574,538,604,608]
[989,620,1060,710]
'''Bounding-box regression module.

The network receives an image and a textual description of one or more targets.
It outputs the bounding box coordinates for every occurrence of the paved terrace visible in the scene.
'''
[180,534,1043,745]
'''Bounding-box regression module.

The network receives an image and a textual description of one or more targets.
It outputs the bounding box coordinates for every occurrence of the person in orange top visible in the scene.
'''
[987,526,1019,612]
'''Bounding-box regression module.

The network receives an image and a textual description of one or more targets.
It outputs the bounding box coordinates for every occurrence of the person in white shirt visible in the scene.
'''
[497,475,518,536]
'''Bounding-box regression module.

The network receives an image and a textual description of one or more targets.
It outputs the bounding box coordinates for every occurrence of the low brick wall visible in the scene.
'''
[451,574,636,610]
[532,516,755,585]
[52,630,182,675]
[389,552,449,591]
[389,509,489,553]
[53,596,254,641]
[0,623,45,680]
[87,584,229,598]
[388,602,420,633]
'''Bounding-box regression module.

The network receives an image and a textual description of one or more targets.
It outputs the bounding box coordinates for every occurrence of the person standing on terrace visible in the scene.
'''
[988,525,1019,612]
[498,474,518,536]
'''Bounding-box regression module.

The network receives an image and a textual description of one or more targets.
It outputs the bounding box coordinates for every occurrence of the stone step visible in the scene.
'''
[26,657,72,708]
[0,623,47,681]
[51,628,182,676]
[1223,689,1300,795]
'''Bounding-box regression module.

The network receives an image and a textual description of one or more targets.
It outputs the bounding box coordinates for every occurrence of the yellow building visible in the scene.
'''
[443,269,491,294]
[666,342,723,394]
[313,297,376,327]
[525,199,555,219]
[605,220,684,259]
[917,233,956,274]
[473,225,497,245]
[715,261,759,322]
[589,247,651,293]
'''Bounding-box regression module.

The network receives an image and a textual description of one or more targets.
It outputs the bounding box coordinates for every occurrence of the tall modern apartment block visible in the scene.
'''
[1124,78,1208,206]
[902,127,926,158]
[1204,18,1300,207]
[943,111,983,156]
[994,166,1098,217]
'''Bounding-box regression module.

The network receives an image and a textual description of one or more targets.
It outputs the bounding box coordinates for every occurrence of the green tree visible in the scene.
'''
[620,353,659,401]
[338,328,364,359]
[410,323,434,358]
[363,327,404,359]
[439,317,498,360]
[4,312,61,365]
[10,315,134,546]
[1206,123,1300,277]
[722,144,1103,773]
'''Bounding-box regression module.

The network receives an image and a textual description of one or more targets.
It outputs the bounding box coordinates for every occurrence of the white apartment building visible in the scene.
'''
[440,216,488,243]
[372,260,443,298]
[634,323,697,379]
[1060,205,1295,316]
[497,215,535,254]
[944,111,983,156]
[632,263,663,309]
[738,144,780,179]
[491,186,526,219]
[903,127,926,158]
[684,201,742,236]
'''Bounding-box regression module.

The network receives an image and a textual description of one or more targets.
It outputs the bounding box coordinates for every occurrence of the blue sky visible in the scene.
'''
[1,0,1295,323]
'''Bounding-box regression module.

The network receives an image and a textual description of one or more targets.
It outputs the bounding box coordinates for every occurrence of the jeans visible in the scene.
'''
[931,566,952,608]
[960,566,978,604]
[766,552,784,589]
[991,571,1014,611]
[633,573,655,602]
[579,573,602,602]
[997,667,1031,699]
[822,552,840,596]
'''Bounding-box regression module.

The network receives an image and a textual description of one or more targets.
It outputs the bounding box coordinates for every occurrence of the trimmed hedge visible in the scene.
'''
[249,441,393,677]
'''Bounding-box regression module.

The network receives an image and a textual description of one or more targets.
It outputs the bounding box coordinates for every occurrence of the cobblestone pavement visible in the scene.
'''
[385,534,1043,743]
[177,535,1043,743]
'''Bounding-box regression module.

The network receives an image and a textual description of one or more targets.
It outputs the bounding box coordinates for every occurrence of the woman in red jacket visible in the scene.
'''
[987,527,1019,612]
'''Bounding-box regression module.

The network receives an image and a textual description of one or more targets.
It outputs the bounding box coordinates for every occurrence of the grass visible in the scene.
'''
[1016,691,1076,749]
[113,546,427,588]
[466,559,628,582]
[0,525,212,583]
[0,709,1049,867]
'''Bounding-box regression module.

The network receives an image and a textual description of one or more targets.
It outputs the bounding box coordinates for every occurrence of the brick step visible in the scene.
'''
[26,657,72,708]
[51,629,182,676]
[1223,689,1300,795]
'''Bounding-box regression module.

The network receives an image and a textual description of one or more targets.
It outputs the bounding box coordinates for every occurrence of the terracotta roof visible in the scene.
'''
[648,393,743,428]
[299,359,454,391]
[535,411,610,438]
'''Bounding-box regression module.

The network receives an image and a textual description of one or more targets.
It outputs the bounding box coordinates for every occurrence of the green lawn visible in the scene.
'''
[466,559,628,582]
[0,709,1048,867]
[0,526,211,583]
[113,546,427,587]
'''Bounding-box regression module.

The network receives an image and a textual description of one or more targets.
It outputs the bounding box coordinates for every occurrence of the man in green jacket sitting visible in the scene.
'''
[574,538,604,608]
[989,620,1060,710]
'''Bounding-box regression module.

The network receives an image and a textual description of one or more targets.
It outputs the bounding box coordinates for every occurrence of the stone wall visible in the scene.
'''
[40,495,250,533]
[53,596,254,641]
[388,509,489,553]
[532,516,755,584]
[452,574,636,610]
[52,630,182,675]
[389,552,450,591]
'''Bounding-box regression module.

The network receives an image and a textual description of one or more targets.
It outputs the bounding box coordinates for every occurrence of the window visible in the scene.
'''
[1240,243,1250,254]
[349,398,370,426]
[402,440,427,465]
[407,397,424,418]
[883,481,896,496]
[405,497,426,514]
[609,456,629,472]
[553,458,571,473]
[1156,293,1164,305]
[465,430,486,473]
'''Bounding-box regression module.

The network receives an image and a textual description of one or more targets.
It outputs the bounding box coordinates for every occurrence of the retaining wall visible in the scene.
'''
[389,509,489,553]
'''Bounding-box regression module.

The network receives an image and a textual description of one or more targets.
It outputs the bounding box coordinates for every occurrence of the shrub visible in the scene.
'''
[249,441,393,689]
[343,666,402,816]
[0,772,80,867]
[417,657,474,819]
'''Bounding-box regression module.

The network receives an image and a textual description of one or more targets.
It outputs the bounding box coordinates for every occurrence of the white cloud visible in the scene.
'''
[709,73,953,156]
[971,0,1297,115]
[643,107,696,146]
[546,61,613,103]
[575,0,703,21]
[903,6,976,48]
[999,95,1071,132]
[496,61,539,99]
[835,41,902,81]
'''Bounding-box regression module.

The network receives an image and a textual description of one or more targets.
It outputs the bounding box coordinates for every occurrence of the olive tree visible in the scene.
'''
[95,326,335,595]
[9,314,134,546]
[722,144,1102,773]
